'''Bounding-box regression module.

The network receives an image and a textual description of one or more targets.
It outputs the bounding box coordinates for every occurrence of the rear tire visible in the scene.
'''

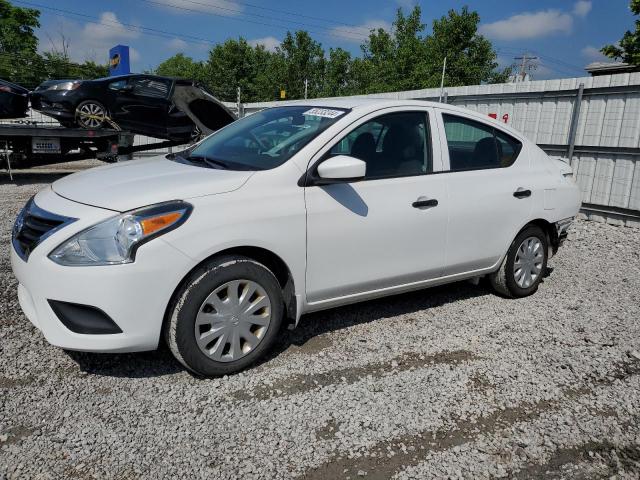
[165,255,284,376]
[489,225,548,298]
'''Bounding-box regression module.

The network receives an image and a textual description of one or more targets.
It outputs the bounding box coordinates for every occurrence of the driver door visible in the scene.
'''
[110,76,170,134]
[304,108,448,305]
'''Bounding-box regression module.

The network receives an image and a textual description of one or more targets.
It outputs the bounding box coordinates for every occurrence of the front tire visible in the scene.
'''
[75,100,108,129]
[489,225,548,298]
[165,256,284,376]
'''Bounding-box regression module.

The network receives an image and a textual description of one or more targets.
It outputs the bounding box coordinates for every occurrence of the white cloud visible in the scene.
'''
[248,36,280,52]
[480,10,573,40]
[38,12,142,70]
[150,0,242,16]
[573,1,592,18]
[581,45,608,61]
[330,20,392,43]
[167,37,188,51]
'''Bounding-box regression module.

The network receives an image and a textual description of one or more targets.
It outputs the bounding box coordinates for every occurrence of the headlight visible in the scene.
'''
[49,201,192,266]
[47,81,82,91]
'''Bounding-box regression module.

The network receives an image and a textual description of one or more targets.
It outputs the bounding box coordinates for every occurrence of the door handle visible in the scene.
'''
[412,197,438,209]
[513,188,531,199]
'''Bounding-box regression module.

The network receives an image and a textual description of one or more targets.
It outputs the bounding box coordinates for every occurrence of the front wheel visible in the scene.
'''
[75,100,108,129]
[165,256,284,376]
[489,225,548,298]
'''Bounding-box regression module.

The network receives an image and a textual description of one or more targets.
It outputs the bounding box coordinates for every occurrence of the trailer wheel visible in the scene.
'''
[76,100,108,129]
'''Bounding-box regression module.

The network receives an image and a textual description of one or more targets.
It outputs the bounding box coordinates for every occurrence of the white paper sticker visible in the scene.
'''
[302,108,345,119]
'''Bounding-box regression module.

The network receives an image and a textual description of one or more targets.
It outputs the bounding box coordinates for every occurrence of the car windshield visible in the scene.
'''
[175,106,349,171]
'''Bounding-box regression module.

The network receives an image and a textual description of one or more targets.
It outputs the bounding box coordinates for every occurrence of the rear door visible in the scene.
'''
[304,107,449,304]
[435,109,533,275]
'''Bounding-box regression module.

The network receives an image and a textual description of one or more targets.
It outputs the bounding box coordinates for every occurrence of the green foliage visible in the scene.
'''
[0,0,41,86]
[3,1,509,97]
[0,1,108,88]
[156,53,205,81]
[601,0,640,64]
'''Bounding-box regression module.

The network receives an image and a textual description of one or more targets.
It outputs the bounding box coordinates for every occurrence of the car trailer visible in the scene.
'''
[0,124,187,180]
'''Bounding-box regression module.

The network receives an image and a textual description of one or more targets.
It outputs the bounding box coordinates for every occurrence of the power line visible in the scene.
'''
[134,0,368,40]
[16,0,369,49]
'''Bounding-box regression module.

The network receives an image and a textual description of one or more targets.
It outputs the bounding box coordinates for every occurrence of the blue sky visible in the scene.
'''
[24,0,634,80]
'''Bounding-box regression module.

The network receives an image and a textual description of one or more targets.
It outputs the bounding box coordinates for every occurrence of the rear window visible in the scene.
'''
[443,114,522,171]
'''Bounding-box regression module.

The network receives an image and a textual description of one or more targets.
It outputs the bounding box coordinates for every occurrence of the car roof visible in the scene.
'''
[259,97,522,134]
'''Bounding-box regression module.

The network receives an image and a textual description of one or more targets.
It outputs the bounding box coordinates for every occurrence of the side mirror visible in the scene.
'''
[315,155,366,184]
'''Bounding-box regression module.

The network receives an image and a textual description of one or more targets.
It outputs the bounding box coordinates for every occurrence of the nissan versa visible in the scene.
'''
[10,100,581,376]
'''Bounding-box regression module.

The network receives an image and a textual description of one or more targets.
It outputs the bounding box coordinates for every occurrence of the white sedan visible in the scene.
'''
[11,99,581,376]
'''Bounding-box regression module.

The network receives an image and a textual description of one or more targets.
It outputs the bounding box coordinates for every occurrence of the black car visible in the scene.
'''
[30,74,235,141]
[0,79,29,119]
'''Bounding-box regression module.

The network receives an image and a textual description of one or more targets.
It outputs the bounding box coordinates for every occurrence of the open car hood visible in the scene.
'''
[171,81,237,135]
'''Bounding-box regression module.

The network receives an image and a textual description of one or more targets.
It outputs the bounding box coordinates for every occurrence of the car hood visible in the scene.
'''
[52,156,253,212]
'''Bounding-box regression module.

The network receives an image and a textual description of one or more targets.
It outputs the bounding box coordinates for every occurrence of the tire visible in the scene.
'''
[75,100,108,129]
[165,255,284,376]
[489,225,548,298]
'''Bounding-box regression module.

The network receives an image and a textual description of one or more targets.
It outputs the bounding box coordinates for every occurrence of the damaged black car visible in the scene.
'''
[0,79,29,119]
[30,74,235,141]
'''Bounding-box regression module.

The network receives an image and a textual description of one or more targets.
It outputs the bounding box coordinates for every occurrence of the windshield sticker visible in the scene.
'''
[302,108,345,119]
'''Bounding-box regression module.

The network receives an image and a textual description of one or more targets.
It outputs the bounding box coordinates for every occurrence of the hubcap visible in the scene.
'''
[77,103,106,128]
[194,280,271,363]
[513,236,544,288]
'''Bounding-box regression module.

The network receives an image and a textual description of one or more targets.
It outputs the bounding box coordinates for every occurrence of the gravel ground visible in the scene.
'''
[1,161,640,479]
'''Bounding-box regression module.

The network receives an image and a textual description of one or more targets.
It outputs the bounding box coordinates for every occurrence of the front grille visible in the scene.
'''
[12,199,77,261]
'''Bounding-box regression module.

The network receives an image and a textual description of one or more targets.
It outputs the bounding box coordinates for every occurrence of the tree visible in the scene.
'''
[601,0,640,64]
[0,0,41,86]
[423,7,508,87]
[205,38,262,101]
[156,53,205,81]
[279,30,325,99]
[322,47,352,96]
[355,6,506,94]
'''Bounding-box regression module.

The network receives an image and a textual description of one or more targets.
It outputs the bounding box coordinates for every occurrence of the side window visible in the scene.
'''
[108,80,127,90]
[494,129,522,167]
[329,111,431,180]
[129,78,170,98]
[443,114,521,171]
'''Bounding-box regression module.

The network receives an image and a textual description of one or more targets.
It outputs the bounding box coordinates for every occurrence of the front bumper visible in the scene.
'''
[10,188,194,352]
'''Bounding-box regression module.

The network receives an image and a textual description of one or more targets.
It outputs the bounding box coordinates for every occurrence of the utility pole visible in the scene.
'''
[236,86,242,118]
[304,78,308,100]
[513,53,539,82]
[438,57,447,103]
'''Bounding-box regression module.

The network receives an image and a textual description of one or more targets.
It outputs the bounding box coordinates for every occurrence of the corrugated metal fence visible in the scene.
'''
[238,72,640,226]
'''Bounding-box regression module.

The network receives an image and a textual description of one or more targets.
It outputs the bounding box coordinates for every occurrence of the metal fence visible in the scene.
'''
[238,72,640,226]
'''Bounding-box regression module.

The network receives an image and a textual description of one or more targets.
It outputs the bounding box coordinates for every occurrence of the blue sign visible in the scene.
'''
[109,45,130,76]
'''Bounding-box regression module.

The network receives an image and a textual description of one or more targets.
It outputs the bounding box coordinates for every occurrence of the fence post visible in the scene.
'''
[566,82,584,166]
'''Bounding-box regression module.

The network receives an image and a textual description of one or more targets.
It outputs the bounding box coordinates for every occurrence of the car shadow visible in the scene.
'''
[0,171,70,185]
[65,279,491,379]
[260,280,492,366]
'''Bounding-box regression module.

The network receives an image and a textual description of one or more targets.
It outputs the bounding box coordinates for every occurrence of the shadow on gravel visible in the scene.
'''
[263,280,491,365]
[0,171,70,185]
[65,344,183,379]
[63,280,489,379]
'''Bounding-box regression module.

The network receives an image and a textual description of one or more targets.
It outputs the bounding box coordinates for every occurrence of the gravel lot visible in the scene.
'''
[1,161,640,479]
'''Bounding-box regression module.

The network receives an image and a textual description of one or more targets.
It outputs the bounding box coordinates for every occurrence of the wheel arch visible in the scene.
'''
[162,246,298,342]
[512,218,559,260]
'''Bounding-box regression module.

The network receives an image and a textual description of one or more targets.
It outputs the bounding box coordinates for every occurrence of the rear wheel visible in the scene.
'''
[75,100,108,129]
[165,256,284,376]
[489,225,548,298]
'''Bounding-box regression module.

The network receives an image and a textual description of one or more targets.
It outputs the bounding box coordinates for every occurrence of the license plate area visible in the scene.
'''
[32,137,61,154]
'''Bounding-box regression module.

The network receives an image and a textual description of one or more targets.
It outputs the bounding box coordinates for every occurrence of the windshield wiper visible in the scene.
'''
[185,154,230,170]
